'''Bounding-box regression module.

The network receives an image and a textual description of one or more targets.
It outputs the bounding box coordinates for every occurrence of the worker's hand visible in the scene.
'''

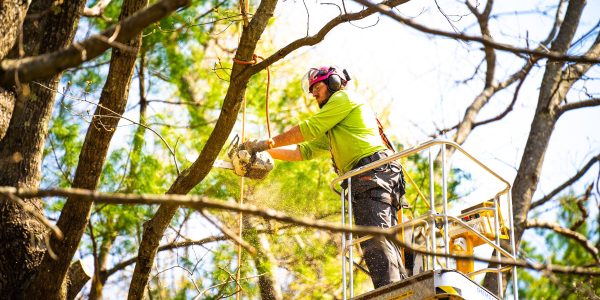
[242,138,274,154]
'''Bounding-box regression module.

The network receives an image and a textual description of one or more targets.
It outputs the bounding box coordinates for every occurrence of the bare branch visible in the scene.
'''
[200,210,257,255]
[195,271,264,299]
[348,0,600,64]
[466,0,495,88]
[469,59,537,129]
[146,99,205,106]
[571,184,593,231]
[526,219,600,263]
[248,0,411,75]
[32,81,181,174]
[3,186,600,276]
[557,98,600,117]
[104,236,227,279]
[0,0,191,85]
[435,57,535,143]
[541,0,568,46]
[531,154,600,209]
[553,28,600,101]
[3,186,398,237]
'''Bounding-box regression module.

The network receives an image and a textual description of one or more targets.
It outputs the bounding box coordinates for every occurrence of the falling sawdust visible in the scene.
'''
[248,181,307,216]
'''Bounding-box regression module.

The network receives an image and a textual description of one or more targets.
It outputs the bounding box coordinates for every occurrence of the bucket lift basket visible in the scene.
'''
[330,139,518,300]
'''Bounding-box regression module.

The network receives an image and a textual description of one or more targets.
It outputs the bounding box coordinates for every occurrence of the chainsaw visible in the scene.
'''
[213,135,274,180]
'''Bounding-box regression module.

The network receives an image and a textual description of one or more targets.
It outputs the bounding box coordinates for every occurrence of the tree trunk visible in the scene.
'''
[482,0,588,294]
[0,0,29,60]
[127,0,280,297]
[25,0,147,297]
[66,260,92,300]
[0,1,85,296]
[90,233,117,300]
[0,0,29,139]
[243,217,283,300]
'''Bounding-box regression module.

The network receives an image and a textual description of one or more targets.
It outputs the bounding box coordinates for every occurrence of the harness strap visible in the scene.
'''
[376,116,396,152]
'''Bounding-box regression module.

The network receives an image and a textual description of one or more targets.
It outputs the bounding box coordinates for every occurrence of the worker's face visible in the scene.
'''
[310,81,329,106]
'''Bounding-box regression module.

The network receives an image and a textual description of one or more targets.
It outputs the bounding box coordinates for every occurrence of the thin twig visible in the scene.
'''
[200,210,257,255]
[571,184,593,231]
[470,58,538,130]
[31,81,181,175]
[531,154,600,209]
[347,0,600,64]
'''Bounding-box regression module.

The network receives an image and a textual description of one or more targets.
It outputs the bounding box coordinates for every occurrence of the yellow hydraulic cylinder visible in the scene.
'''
[451,237,474,276]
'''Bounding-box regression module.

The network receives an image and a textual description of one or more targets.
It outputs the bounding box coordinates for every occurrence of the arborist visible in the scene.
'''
[243,66,409,289]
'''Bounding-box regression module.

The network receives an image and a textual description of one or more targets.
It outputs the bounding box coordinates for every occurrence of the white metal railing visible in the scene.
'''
[330,139,518,300]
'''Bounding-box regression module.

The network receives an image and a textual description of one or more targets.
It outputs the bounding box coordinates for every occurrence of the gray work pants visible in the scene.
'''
[347,151,408,288]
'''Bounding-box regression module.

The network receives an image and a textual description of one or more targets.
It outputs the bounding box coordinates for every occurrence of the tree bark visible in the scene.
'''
[0,0,85,296]
[126,0,416,297]
[24,0,147,297]
[0,0,29,139]
[0,0,29,60]
[243,217,283,300]
[66,260,92,300]
[482,0,590,293]
[0,0,191,86]
[89,232,117,300]
[127,0,279,297]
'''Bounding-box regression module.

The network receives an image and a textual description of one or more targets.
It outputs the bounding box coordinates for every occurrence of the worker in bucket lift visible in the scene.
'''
[243,66,410,289]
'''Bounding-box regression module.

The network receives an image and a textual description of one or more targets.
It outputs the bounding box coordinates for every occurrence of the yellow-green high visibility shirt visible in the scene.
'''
[298,90,388,174]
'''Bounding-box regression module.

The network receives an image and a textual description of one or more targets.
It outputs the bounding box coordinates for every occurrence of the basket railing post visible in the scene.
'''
[428,147,436,270]
[341,186,347,300]
[348,178,354,298]
[441,144,450,268]
[508,192,519,300]
[493,195,503,298]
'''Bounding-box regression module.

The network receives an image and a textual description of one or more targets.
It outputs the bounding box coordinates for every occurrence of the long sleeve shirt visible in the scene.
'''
[298,90,388,174]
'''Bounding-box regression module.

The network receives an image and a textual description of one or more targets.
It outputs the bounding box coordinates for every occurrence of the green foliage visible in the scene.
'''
[517,193,600,299]
[41,0,473,297]
[402,153,469,217]
[43,106,82,188]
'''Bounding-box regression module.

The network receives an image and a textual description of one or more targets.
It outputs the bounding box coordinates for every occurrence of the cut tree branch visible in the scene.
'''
[0,0,191,86]
[530,153,600,209]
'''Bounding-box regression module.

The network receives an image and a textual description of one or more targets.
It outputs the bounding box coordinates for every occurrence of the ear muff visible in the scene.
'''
[326,74,342,92]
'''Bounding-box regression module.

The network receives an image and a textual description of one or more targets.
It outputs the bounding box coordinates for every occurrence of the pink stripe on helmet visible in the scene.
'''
[308,67,336,92]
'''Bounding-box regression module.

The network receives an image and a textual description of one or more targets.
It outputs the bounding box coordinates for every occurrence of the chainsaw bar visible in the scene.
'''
[213,160,234,170]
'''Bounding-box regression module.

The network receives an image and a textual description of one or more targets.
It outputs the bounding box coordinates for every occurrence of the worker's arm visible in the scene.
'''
[267,145,303,161]
[243,126,304,153]
[271,125,304,148]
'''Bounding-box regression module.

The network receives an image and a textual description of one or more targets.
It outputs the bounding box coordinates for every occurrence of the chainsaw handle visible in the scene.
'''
[227,134,240,158]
